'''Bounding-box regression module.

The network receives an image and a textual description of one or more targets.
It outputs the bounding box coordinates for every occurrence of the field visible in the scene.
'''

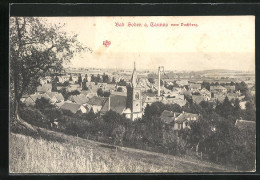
[9,128,235,173]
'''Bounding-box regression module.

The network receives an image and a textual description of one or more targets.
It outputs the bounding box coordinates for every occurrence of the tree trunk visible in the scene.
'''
[13,99,38,134]
[196,142,200,156]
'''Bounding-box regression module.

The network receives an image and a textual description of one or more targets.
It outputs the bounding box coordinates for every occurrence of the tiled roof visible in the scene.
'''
[75,94,89,105]
[100,95,127,114]
[55,93,64,101]
[175,112,199,123]
[190,84,201,89]
[225,86,236,90]
[37,84,52,92]
[210,86,226,90]
[60,103,81,114]
[88,96,108,106]
[46,92,57,98]
[192,95,206,104]
[30,94,44,102]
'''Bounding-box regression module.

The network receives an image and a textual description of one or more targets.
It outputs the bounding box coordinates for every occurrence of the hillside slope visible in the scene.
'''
[9,128,235,173]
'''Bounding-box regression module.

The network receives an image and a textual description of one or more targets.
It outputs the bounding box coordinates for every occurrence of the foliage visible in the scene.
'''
[78,74,82,84]
[117,79,127,86]
[111,77,116,84]
[82,81,89,90]
[117,87,123,92]
[97,88,104,97]
[59,89,80,100]
[97,88,110,97]
[148,78,155,84]
[10,17,85,104]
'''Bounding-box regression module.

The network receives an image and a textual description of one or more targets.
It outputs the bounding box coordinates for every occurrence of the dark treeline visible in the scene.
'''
[90,73,115,84]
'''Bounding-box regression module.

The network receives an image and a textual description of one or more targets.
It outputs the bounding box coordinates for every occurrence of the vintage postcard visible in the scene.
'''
[9,16,255,173]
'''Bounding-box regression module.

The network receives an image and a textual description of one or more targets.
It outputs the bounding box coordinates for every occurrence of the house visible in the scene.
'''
[192,95,207,104]
[173,112,199,130]
[110,91,127,96]
[235,120,255,131]
[225,85,236,93]
[37,83,52,93]
[189,83,201,91]
[227,93,239,101]
[72,76,78,83]
[23,96,37,106]
[60,102,87,114]
[39,78,48,85]
[180,89,192,97]
[160,110,181,124]
[143,95,163,109]
[239,101,247,110]
[200,88,211,99]
[67,84,81,92]
[100,95,127,115]
[212,93,226,103]
[162,98,187,107]
[86,96,108,113]
[176,80,189,87]
[20,94,30,103]
[23,94,49,106]
[68,94,89,106]
[45,92,64,103]
[80,90,98,99]
[210,86,227,94]
[163,92,185,100]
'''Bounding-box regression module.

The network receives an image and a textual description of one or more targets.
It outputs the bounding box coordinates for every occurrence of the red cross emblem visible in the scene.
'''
[103,40,111,47]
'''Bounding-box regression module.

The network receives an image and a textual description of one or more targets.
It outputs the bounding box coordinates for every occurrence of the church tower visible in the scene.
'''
[125,62,143,121]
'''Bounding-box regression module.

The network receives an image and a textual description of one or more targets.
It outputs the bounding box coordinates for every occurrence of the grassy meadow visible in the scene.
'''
[9,129,234,173]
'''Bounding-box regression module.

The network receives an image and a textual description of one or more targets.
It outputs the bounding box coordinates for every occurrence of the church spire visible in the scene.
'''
[131,61,137,87]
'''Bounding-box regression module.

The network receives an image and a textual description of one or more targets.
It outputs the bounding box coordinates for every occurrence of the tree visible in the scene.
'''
[117,79,127,86]
[201,81,210,91]
[117,87,123,92]
[51,78,58,92]
[10,17,88,130]
[215,96,233,118]
[102,73,110,83]
[160,79,164,86]
[85,74,88,82]
[148,78,155,84]
[91,75,95,82]
[244,100,256,121]
[235,81,248,95]
[96,74,102,83]
[103,91,111,97]
[144,104,152,120]
[78,74,82,85]
[82,81,88,91]
[97,88,104,97]
[111,77,116,84]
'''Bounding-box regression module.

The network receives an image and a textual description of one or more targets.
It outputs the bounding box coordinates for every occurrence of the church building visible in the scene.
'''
[123,62,143,121]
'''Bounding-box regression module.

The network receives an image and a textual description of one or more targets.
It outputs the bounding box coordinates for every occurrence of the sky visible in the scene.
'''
[46,16,255,72]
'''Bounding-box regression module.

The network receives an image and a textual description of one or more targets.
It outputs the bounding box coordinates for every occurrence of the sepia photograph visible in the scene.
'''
[9,16,255,173]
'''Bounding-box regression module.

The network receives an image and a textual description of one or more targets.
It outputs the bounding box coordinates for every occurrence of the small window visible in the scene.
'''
[136,104,139,106]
